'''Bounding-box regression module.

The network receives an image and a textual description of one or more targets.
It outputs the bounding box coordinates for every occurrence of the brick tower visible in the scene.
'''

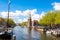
[27,12,32,30]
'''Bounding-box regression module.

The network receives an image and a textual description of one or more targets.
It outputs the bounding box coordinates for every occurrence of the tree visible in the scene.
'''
[0,17,3,25]
[0,17,5,25]
[20,22,27,27]
[39,11,56,26]
[5,18,16,27]
[55,11,60,27]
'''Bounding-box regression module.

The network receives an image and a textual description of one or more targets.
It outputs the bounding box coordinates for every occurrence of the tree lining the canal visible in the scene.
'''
[5,18,16,27]
[39,11,60,28]
[0,17,5,25]
[19,22,27,27]
[0,17,16,27]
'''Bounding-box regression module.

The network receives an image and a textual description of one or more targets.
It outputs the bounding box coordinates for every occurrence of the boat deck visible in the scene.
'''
[0,32,12,40]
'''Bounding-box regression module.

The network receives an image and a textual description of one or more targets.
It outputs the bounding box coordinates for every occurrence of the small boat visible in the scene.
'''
[52,29,60,37]
[46,29,54,34]
[46,31,51,34]
[46,30,52,34]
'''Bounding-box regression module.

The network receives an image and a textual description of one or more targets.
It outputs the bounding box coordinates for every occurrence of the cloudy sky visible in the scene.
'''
[0,0,60,23]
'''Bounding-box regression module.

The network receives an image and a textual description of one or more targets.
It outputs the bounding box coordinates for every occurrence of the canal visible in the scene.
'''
[13,26,60,40]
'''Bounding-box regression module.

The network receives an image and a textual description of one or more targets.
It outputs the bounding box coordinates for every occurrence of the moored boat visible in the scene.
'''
[0,26,16,40]
[51,29,60,37]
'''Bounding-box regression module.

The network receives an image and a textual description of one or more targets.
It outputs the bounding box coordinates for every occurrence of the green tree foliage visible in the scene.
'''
[0,17,3,24]
[55,11,60,25]
[39,11,58,25]
[39,11,56,26]
[39,11,60,27]
[20,22,27,27]
[0,17,16,27]
[0,17,5,25]
[5,18,16,27]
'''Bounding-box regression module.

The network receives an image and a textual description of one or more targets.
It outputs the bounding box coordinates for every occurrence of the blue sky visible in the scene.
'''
[0,0,60,23]
[0,0,60,12]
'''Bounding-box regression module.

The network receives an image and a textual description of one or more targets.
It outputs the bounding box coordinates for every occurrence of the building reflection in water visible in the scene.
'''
[27,28,32,40]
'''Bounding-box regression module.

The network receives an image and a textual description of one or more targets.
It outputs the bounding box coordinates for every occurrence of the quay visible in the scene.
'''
[33,26,48,32]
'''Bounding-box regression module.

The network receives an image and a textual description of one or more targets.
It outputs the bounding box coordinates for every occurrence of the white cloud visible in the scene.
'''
[1,12,8,18]
[32,11,45,21]
[23,9,37,16]
[32,14,40,21]
[52,2,60,10]
[40,11,45,19]
[0,9,45,23]
[0,11,22,23]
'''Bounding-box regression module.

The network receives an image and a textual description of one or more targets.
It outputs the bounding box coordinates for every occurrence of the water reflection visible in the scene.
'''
[13,26,40,40]
[27,28,32,40]
[40,32,60,40]
[13,26,60,40]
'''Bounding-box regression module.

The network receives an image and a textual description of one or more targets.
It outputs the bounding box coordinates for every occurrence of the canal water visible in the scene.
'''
[13,26,60,40]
